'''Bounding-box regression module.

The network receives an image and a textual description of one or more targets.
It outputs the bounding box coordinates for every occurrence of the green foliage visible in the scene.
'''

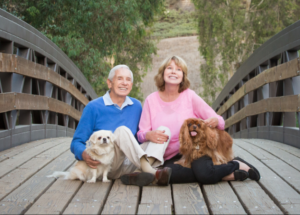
[0,0,164,101]
[152,7,197,39]
[192,0,300,105]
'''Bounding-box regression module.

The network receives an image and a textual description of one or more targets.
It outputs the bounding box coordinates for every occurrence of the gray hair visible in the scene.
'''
[108,65,134,83]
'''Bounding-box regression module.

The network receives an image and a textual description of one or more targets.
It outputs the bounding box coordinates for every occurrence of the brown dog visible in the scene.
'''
[174,118,233,168]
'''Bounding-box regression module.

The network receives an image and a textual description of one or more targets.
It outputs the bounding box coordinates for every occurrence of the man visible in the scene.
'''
[70,65,172,186]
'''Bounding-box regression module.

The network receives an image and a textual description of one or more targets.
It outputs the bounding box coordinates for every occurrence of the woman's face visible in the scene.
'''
[163,60,183,86]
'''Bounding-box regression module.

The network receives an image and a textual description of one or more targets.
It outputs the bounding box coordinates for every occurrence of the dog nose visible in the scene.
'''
[193,125,197,129]
[103,138,107,143]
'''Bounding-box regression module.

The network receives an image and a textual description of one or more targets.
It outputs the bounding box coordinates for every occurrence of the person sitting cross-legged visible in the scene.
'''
[70,65,172,186]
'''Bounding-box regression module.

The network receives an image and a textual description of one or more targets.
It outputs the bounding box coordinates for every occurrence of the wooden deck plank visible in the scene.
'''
[25,163,80,214]
[138,185,172,214]
[235,140,300,193]
[25,179,82,215]
[230,180,282,214]
[63,181,112,214]
[0,141,71,201]
[233,142,300,214]
[203,181,246,214]
[242,139,300,171]
[173,183,209,215]
[101,179,140,214]
[245,139,300,158]
[0,138,70,178]
[0,138,67,162]
[138,203,172,214]
[0,150,75,215]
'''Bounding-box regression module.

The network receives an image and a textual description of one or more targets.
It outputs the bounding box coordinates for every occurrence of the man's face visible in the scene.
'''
[107,68,133,98]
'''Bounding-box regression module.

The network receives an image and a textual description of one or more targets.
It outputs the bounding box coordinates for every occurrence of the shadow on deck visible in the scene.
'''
[0,137,299,214]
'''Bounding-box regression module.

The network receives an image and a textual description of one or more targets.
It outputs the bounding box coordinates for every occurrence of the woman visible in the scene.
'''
[137,56,260,184]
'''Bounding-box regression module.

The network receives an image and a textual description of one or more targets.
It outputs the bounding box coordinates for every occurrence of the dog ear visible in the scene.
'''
[89,132,98,145]
[179,120,193,153]
[206,127,218,150]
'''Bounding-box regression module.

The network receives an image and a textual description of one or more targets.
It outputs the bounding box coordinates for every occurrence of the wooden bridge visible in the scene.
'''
[1,8,300,215]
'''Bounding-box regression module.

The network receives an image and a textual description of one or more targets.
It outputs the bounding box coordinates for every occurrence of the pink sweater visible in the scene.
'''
[137,89,225,160]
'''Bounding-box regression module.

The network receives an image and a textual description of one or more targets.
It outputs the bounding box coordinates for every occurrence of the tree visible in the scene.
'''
[192,0,300,105]
[0,0,164,100]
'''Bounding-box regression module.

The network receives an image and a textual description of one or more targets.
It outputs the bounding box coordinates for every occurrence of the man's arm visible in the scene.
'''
[70,104,96,160]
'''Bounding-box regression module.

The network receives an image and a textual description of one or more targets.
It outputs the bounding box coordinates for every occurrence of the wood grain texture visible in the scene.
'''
[101,179,140,214]
[0,93,15,113]
[0,138,66,162]
[26,179,82,215]
[0,138,69,178]
[243,139,300,170]
[234,140,277,161]
[235,139,300,193]
[138,185,172,214]
[244,139,300,158]
[233,143,300,214]
[138,203,172,214]
[0,93,81,120]
[217,57,300,116]
[0,150,75,214]
[231,180,282,214]
[224,94,299,128]
[203,181,246,214]
[0,141,70,201]
[0,53,88,105]
[63,181,112,214]
[173,183,209,215]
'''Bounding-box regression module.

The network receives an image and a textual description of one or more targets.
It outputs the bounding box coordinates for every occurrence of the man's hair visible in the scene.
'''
[108,65,134,82]
[154,56,190,93]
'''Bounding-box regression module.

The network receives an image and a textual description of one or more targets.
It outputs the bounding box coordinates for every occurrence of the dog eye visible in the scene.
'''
[98,136,102,140]
[198,124,201,127]
[188,123,192,127]
[107,136,110,139]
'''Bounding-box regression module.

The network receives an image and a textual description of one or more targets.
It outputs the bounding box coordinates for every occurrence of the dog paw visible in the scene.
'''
[87,179,96,183]
[102,179,111,183]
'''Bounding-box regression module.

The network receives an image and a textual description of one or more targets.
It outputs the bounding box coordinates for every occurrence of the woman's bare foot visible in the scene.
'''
[222,160,250,181]
[234,160,250,172]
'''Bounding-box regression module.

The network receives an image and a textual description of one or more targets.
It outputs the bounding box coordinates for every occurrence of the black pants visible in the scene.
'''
[163,154,239,184]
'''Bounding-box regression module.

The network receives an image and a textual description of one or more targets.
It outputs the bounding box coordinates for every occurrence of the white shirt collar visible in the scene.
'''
[103,91,133,110]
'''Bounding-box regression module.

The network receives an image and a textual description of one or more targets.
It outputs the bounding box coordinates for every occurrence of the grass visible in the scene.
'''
[151,9,198,39]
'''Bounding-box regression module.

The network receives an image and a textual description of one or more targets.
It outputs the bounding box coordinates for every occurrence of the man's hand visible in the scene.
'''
[82,150,101,169]
[146,130,169,144]
[204,117,219,128]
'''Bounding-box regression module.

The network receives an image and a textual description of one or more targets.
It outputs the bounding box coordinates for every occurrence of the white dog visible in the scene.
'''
[47,130,115,183]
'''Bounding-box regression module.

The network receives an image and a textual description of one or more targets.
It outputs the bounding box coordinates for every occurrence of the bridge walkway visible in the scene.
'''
[0,137,299,214]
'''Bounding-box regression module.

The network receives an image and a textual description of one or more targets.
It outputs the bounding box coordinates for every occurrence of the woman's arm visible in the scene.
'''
[191,91,225,130]
[137,99,152,143]
[137,98,169,144]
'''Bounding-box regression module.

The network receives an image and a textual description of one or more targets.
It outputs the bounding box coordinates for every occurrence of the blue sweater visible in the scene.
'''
[70,96,142,160]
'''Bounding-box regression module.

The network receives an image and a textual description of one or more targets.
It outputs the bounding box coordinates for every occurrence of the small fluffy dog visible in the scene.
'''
[47,130,115,183]
[175,118,233,168]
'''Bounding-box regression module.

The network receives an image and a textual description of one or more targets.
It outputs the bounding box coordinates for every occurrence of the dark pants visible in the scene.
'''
[163,154,239,184]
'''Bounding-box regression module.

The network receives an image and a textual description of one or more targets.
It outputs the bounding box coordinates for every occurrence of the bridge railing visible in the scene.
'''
[0,9,97,151]
[212,20,300,149]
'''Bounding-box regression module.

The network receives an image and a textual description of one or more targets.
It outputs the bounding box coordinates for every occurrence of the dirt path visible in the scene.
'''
[141,36,204,101]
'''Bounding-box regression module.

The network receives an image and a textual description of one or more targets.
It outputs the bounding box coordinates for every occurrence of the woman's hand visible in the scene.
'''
[145,130,169,144]
[204,117,219,128]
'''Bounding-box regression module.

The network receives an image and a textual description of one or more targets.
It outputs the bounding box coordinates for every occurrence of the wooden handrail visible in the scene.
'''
[217,57,300,116]
[224,94,299,128]
[0,93,81,121]
[0,53,89,106]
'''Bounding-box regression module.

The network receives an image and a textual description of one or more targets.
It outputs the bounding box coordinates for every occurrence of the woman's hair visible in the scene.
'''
[154,56,190,93]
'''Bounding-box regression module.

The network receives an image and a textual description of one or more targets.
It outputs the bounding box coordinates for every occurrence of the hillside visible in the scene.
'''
[141,36,204,101]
